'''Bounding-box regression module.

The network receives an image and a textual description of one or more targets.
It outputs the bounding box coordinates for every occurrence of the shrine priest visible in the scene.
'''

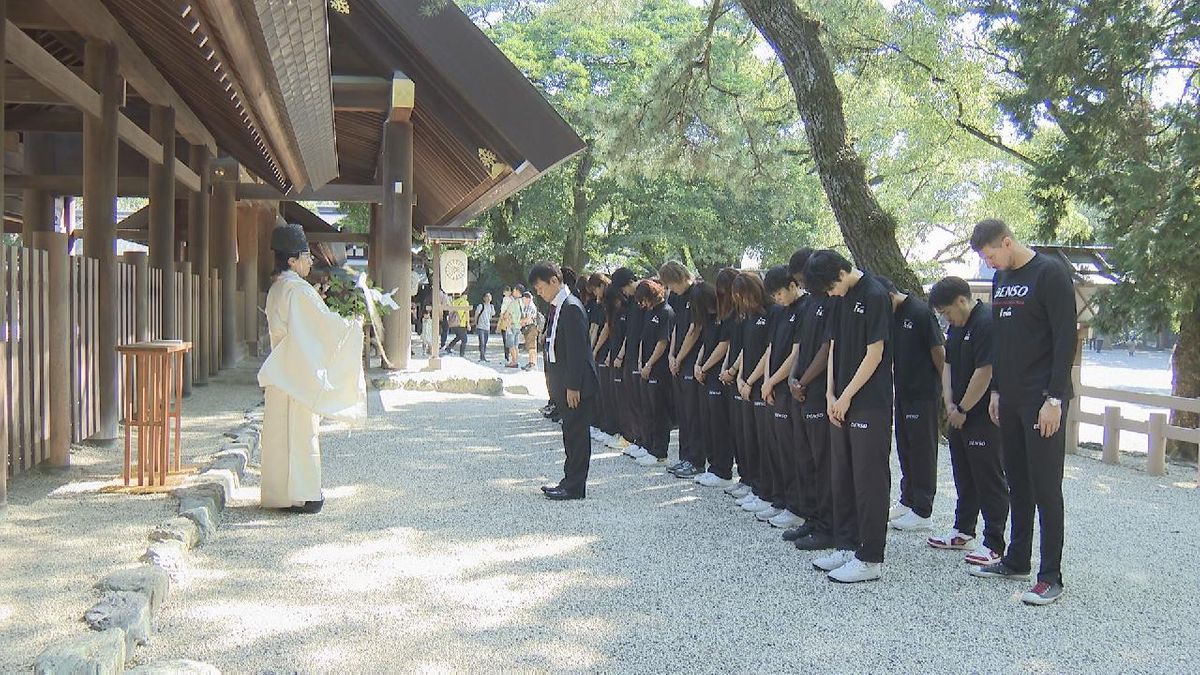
[258,223,366,514]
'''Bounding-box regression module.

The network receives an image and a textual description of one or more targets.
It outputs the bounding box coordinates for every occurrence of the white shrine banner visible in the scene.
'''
[441,249,469,294]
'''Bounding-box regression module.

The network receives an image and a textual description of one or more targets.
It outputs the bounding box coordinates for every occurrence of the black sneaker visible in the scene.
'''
[969,562,1030,580]
[793,532,835,551]
[666,461,688,473]
[1022,581,1065,606]
[673,463,701,478]
[782,521,816,542]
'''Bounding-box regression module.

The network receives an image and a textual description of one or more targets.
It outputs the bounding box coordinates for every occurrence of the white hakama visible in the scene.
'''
[257,271,365,508]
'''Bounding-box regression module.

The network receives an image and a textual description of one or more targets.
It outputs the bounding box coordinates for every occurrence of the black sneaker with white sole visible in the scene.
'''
[793,532,835,551]
[1022,581,1065,606]
[782,522,816,542]
[969,562,1030,580]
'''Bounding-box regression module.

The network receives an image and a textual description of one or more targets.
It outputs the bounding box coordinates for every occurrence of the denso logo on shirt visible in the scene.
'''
[853,302,865,314]
[850,421,869,429]
[994,285,1030,299]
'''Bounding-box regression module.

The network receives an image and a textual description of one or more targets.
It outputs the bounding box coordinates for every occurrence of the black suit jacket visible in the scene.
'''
[549,294,599,401]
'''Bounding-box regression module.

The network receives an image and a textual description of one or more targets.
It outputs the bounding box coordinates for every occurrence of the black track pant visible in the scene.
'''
[738,396,762,491]
[557,394,595,495]
[729,390,746,481]
[770,388,801,514]
[948,417,1009,555]
[830,406,893,564]
[795,406,832,535]
[674,365,702,467]
[703,380,734,479]
[641,375,672,458]
[621,365,643,446]
[753,397,776,500]
[595,364,611,434]
[999,401,1067,585]
[895,398,939,518]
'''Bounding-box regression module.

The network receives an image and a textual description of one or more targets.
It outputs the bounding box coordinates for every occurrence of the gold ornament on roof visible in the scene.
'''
[329,0,351,15]
[478,148,509,180]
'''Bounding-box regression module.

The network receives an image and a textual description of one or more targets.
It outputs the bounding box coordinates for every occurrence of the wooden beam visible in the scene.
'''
[305,231,370,244]
[8,1,69,31]
[4,107,81,132]
[4,174,199,196]
[333,75,390,111]
[390,72,414,123]
[237,183,384,202]
[3,22,202,193]
[40,0,216,153]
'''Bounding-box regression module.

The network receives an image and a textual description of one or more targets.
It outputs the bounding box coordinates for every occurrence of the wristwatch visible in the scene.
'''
[1046,397,1062,407]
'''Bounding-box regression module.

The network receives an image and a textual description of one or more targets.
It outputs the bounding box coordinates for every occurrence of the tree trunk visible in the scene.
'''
[1168,297,1199,461]
[487,196,523,284]
[737,0,923,296]
[562,145,594,273]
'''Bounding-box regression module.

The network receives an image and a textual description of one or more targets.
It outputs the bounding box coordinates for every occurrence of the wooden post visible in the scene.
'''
[1102,405,1121,465]
[380,120,414,370]
[430,241,443,371]
[30,232,70,467]
[124,251,150,343]
[213,180,238,369]
[236,204,260,356]
[1147,412,1168,477]
[149,105,176,339]
[179,260,193,396]
[83,40,121,442]
[188,145,210,385]
[1,0,8,508]
[21,132,56,238]
[367,202,380,286]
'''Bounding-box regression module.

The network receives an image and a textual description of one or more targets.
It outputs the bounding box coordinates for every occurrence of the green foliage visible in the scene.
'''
[316,269,393,319]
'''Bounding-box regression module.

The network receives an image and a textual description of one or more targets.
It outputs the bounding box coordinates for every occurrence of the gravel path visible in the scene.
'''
[0,367,264,674]
[127,360,1200,674]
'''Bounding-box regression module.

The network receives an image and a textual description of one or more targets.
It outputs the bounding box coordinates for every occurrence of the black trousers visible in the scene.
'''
[641,374,672,458]
[738,396,762,491]
[703,380,734,479]
[895,398,939,518]
[621,365,643,445]
[999,401,1067,585]
[830,407,893,564]
[557,394,595,494]
[674,366,703,467]
[729,389,746,482]
[795,406,832,535]
[948,417,1009,555]
[445,327,468,356]
[770,389,801,514]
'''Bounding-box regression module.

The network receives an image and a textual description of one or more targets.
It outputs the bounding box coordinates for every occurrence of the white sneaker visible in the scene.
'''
[768,510,804,528]
[740,497,769,512]
[625,445,649,459]
[812,549,855,572]
[635,454,664,467]
[927,529,975,550]
[964,545,1002,566]
[728,484,753,498]
[734,492,758,506]
[606,435,628,449]
[754,506,784,521]
[693,471,717,484]
[890,512,933,532]
[888,502,912,521]
[695,473,737,488]
[828,556,882,583]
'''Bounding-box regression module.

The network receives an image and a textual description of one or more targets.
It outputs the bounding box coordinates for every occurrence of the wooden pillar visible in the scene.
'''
[0,0,8,508]
[124,251,150,342]
[367,203,380,284]
[149,106,177,339]
[22,133,56,238]
[236,205,260,356]
[179,260,193,396]
[30,232,70,467]
[214,180,238,369]
[380,120,414,369]
[188,145,210,385]
[430,241,443,371]
[83,40,121,442]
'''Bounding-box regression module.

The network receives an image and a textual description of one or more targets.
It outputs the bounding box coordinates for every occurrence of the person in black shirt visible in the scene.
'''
[661,262,704,478]
[967,219,1075,606]
[804,250,893,584]
[877,276,946,532]
[787,248,834,551]
[759,266,806,529]
[729,272,775,516]
[692,279,738,488]
[715,269,753,498]
[612,268,650,458]
[601,284,633,452]
[927,276,1009,568]
[634,280,675,465]
[586,273,616,443]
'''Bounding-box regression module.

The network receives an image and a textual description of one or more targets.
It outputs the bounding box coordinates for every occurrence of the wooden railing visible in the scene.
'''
[1068,385,1200,477]
[2,245,51,474]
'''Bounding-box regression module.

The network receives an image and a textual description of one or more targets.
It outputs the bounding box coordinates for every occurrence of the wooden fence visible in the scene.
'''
[3,246,50,475]
[1068,386,1200,477]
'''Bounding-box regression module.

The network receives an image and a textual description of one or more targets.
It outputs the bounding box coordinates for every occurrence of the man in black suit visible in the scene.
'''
[530,262,599,500]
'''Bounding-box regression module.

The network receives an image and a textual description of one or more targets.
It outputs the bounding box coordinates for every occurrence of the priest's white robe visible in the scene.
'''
[257,271,365,508]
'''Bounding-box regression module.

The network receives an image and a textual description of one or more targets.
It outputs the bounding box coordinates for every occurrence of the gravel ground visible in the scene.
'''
[123,356,1200,674]
[0,366,264,674]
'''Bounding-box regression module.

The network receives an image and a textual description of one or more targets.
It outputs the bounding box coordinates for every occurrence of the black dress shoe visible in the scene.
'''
[794,531,835,551]
[782,521,816,542]
[540,484,561,494]
[284,499,325,514]
[543,487,585,501]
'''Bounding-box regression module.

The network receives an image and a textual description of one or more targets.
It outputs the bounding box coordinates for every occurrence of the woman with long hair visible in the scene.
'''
[690,281,737,488]
[586,273,616,442]
[714,268,747,495]
[601,283,633,450]
[727,272,774,515]
[633,279,675,466]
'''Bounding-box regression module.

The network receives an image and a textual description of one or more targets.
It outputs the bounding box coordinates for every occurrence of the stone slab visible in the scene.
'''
[140,540,187,576]
[34,629,126,675]
[177,507,216,542]
[127,660,221,675]
[84,592,150,653]
[96,566,171,618]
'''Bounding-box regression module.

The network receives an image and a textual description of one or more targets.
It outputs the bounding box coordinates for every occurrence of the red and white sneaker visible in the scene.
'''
[927,529,975,550]
[964,545,1002,566]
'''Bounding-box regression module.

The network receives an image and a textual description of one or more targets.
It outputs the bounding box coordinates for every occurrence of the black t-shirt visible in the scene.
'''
[768,297,804,378]
[589,301,610,362]
[892,295,945,402]
[700,316,723,360]
[725,316,744,371]
[670,285,699,366]
[795,293,831,412]
[623,297,645,370]
[827,272,893,411]
[947,301,994,423]
[639,301,675,375]
[991,253,1077,403]
[608,298,627,365]
[740,308,773,381]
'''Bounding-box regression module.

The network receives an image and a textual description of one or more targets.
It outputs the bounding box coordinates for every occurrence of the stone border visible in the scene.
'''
[32,406,263,675]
